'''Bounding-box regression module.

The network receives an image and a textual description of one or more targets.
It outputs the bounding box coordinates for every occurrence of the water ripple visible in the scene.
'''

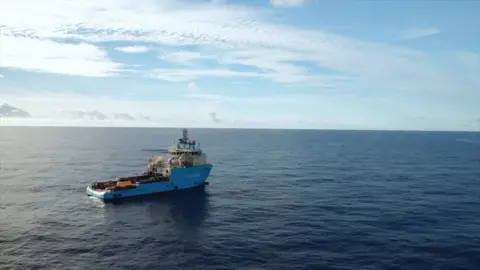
[0,128,479,269]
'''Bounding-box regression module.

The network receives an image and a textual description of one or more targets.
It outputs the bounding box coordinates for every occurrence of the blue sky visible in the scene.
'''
[0,0,479,130]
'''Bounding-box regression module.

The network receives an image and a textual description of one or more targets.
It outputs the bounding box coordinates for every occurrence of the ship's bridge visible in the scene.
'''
[166,128,208,167]
[168,148,203,156]
[147,128,209,177]
[169,128,202,153]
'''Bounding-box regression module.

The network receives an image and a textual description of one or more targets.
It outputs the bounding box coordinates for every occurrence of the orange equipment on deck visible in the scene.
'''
[116,180,134,187]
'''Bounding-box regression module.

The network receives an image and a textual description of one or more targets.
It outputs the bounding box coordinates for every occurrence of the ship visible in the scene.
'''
[86,128,212,201]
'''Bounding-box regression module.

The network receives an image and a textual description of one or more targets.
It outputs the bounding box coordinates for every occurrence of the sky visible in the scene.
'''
[0,0,479,130]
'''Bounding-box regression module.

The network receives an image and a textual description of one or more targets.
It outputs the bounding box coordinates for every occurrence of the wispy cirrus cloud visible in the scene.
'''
[270,0,306,7]
[159,51,215,66]
[0,35,122,77]
[0,0,475,93]
[115,45,150,53]
[146,68,261,81]
[397,27,440,40]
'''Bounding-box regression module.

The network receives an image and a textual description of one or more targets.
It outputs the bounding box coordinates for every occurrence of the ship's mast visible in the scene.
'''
[176,128,190,149]
[182,128,189,141]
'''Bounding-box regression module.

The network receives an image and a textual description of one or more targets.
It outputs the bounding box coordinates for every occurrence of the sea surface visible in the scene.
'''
[1,127,480,270]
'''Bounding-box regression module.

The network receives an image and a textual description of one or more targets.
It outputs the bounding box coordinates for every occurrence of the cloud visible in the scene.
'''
[209,112,221,123]
[147,68,261,81]
[0,74,4,79]
[0,91,325,129]
[0,90,223,122]
[57,109,108,120]
[114,45,150,53]
[184,92,310,106]
[160,51,215,66]
[112,113,135,121]
[0,35,122,77]
[0,90,477,131]
[188,82,200,91]
[159,48,325,84]
[397,27,440,40]
[56,109,139,122]
[270,0,306,7]
[0,0,475,92]
[210,0,228,4]
[0,103,31,117]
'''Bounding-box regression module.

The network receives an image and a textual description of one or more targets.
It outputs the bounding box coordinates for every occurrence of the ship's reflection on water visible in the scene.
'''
[101,186,211,240]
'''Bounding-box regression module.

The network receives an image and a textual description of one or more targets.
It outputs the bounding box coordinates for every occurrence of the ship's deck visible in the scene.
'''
[136,174,169,183]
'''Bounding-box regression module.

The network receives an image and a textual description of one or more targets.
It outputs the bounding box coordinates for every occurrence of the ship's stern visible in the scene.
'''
[86,186,109,200]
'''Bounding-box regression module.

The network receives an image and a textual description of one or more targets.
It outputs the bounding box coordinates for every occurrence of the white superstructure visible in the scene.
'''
[147,128,208,177]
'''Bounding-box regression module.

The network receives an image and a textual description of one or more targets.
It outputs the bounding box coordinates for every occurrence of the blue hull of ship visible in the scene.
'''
[86,164,212,201]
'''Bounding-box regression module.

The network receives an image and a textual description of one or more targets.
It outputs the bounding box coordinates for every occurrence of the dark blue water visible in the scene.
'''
[1,127,480,270]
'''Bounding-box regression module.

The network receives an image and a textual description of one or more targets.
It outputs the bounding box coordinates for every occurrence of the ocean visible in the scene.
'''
[1,127,479,270]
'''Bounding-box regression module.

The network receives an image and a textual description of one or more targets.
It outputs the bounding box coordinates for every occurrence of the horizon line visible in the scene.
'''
[1,124,479,133]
